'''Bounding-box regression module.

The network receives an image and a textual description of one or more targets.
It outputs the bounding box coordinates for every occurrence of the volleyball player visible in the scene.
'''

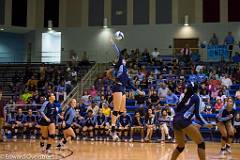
[107,37,144,141]
[57,99,76,150]
[39,93,58,154]
[216,97,236,155]
[170,83,212,160]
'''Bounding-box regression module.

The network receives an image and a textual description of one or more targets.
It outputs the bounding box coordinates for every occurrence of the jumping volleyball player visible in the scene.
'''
[57,99,76,150]
[107,34,144,140]
[170,83,212,160]
[216,97,236,155]
[39,93,58,154]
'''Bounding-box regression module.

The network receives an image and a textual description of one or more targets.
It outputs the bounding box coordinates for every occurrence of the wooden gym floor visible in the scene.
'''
[0,140,240,160]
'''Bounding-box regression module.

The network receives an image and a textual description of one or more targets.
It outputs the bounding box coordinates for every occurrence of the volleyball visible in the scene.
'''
[114,31,124,40]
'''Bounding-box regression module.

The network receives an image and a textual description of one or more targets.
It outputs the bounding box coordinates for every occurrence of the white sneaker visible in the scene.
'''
[167,135,172,140]
[111,133,119,141]
[99,137,103,141]
[13,135,17,139]
[141,138,144,143]
[226,146,232,154]
[129,138,133,142]
[23,135,26,139]
[76,136,80,141]
[91,138,94,141]
[124,139,128,142]
[220,148,226,156]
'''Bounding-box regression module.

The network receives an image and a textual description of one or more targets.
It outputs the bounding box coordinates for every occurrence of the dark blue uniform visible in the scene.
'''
[25,115,36,124]
[173,94,208,130]
[84,116,95,127]
[39,101,58,126]
[15,114,25,124]
[95,114,106,126]
[118,114,131,127]
[111,43,138,94]
[216,108,236,124]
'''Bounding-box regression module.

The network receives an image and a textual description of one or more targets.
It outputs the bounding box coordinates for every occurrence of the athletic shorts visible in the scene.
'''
[111,83,125,94]
[173,114,191,130]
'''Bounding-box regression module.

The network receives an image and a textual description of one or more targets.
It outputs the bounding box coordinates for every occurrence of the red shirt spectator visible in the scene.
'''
[214,98,223,111]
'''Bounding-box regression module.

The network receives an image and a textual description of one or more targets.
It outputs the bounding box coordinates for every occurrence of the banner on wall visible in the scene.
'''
[207,45,228,61]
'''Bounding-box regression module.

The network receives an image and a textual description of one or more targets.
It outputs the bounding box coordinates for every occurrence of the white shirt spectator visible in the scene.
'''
[196,65,204,73]
[158,87,169,98]
[151,51,160,59]
[235,90,240,100]
[221,76,232,88]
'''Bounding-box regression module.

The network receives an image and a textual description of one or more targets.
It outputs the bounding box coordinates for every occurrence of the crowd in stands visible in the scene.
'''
[1,45,240,143]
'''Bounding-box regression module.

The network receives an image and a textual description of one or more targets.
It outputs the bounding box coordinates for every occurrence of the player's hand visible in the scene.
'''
[45,118,50,122]
[62,121,66,128]
[228,114,233,119]
[206,123,213,129]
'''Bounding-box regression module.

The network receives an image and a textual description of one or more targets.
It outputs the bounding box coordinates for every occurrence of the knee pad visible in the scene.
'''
[198,142,205,150]
[176,146,185,153]
[41,136,47,140]
[49,134,55,139]
[112,111,119,117]
[228,135,234,139]
[222,136,228,141]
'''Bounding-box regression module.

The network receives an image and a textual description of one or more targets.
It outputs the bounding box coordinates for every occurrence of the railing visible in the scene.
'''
[61,63,110,110]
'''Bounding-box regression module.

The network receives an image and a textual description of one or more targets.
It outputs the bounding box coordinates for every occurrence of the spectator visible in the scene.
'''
[129,111,145,142]
[233,113,240,143]
[148,90,160,109]
[180,44,192,64]
[12,108,25,139]
[23,109,37,139]
[94,109,106,140]
[0,89,4,142]
[82,110,95,140]
[159,110,172,142]
[88,86,97,97]
[209,33,219,45]
[236,90,240,100]
[151,48,160,64]
[165,89,179,106]
[117,112,131,141]
[145,108,155,142]
[224,32,235,61]
[56,80,67,102]
[221,74,232,88]
[214,97,224,112]
[102,103,111,117]
[158,83,169,99]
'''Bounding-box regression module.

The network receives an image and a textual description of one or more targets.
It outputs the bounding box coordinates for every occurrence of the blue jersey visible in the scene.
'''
[111,43,137,91]
[39,101,58,124]
[25,115,36,123]
[176,94,207,125]
[84,116,95,127]
[95,114,106,125]
[15,114,25,123]
[64,107,76,127]
[216,108,236,123]
[118,114,131,127]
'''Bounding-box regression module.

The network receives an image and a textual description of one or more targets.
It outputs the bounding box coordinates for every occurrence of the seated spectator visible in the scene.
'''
[12,108,25,139]
[221,74,232,88]
[56,80,67,102]
[148,91,160,110]
[148,86,155,96]
[158,83,169,102]
[203,105,213,114]
[145,108,155,142]
[214,97,224,112]
[117,112,131,141]
[236,90,240,100]
[165,89,179,107]
[180,44,192,64]
[233,113,240,143]
[130,111,145,142]
[95,109,106,140]
[151,48,160,62]
[88,85,97,97]
[82,110,95,140]
[87,102,99,116]
[80,91,91,108]
[158,110,172,142]
[23,109,37,139]
[102,103,111,117]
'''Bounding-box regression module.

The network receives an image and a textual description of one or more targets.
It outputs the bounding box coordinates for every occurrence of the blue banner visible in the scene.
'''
[207,45,228,61]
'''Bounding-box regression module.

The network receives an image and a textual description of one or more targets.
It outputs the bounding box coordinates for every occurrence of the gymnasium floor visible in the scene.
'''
[0,140,240,160]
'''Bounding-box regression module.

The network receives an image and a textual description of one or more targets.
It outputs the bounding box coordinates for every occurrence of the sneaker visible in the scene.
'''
[167,135,172,140]
[91,138,94,141]
[144,137,149,142]
[99,137,103,141]
[226,145,232,154]
[172,139,176,143]
[129,138,133,142]
[95,137,99,141]
[141,138,144,143]
[220,148,226,156]
[124,139,128,142]
[13,135,17,139]
[111,132,119,141]
[23,135,26,139]
[76,136,80,141]
[106,137,109,141]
